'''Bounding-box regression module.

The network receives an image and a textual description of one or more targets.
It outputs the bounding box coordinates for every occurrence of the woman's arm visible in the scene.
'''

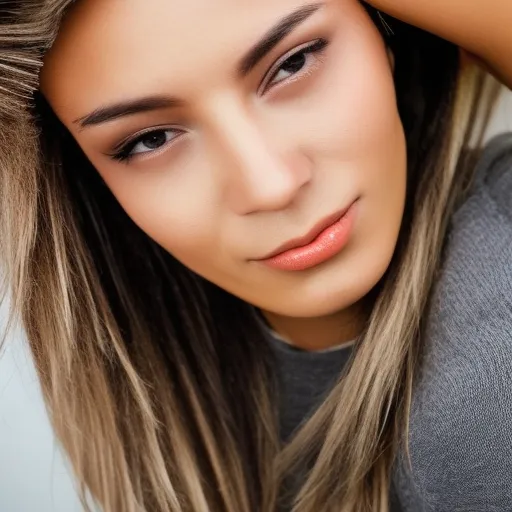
[366,0,512,88]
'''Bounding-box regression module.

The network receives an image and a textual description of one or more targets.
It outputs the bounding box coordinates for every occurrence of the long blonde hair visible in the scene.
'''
[0,3,500,511]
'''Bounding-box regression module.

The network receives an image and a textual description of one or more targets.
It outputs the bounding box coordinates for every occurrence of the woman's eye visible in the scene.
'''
[111,128,182,162]
[131,130,176,154]
[264,39,328,92]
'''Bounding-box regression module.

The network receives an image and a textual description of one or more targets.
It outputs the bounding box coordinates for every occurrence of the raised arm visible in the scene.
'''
[366,0,512,88]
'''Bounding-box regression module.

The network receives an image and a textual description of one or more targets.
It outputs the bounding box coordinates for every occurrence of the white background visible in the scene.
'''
[1,90,511,512]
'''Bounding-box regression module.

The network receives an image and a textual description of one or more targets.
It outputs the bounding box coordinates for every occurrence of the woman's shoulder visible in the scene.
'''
[441,132,512,300]
[429,133,512,330]
[458,132,512,237]
[472,132,512,203]
[393,133,512,511]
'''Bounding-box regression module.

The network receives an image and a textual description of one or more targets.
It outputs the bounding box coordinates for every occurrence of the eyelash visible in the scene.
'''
[260,38,328,93]
[110,38,329,163]
[110,126,182,163]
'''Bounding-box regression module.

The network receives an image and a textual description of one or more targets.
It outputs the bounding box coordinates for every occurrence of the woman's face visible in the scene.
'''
[41,0,406,320]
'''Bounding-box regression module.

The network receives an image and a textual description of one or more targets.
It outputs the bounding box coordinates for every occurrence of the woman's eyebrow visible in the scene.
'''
[74,96,183,129]
[238,2,324,77]
[74,3,323,130]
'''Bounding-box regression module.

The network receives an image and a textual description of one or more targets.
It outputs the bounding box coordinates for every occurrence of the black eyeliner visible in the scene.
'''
[109,139,138,162]
[261,37,329,93]
[107,126,178,163]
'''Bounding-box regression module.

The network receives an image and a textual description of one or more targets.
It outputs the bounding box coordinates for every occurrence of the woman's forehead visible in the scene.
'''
[46,0,327,58]
[41,0,330,119]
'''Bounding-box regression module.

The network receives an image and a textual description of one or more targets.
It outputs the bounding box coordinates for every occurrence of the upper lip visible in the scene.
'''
[259,201,355,260]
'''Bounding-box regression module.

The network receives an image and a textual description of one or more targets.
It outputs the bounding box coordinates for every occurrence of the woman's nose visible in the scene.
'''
[210,98,312,215]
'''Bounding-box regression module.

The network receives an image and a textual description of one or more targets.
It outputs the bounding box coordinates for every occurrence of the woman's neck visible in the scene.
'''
[261,299,370,352]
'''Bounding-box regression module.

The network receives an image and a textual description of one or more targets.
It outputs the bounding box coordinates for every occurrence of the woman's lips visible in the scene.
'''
[259,201,357,272]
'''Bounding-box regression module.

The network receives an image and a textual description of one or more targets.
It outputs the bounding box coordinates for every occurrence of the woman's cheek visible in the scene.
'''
[302,20,398,157]
[141,200,220,260]
[95,158,221,260]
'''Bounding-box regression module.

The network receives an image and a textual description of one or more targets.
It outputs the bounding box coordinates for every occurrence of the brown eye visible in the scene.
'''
[132,130,174,154]
[264,39,328,91]
[280,51,307,75]
[140,132,167,150]
[111,128,183,162]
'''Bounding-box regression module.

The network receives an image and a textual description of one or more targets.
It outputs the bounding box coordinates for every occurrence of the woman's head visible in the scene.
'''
[41,0,406,328]
[0,1,498,511]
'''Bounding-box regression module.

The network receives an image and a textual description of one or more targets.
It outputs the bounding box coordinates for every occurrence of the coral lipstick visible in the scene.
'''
[261,202,357,271]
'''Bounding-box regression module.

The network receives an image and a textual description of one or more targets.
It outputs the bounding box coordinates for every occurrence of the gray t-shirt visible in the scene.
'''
[269,335,353,442]
[269,133,512,511]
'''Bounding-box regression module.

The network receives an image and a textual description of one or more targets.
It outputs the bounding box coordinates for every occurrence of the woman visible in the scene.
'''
[0,1,510,511]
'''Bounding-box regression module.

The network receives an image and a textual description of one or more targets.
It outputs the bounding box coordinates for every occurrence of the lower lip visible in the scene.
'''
[262,203,357,272]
